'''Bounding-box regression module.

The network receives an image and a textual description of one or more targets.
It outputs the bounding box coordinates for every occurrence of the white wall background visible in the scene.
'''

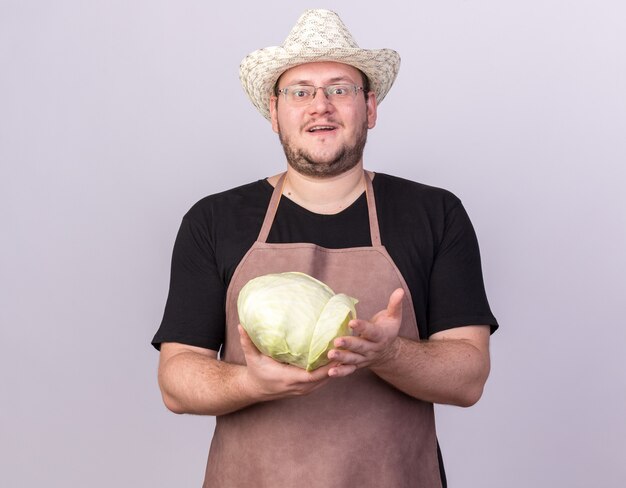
[2,1,625,486]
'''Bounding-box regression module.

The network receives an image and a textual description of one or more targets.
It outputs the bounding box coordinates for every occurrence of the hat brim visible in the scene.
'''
[240,46,401,120]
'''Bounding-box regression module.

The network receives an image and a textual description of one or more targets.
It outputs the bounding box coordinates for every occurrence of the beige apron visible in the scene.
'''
[204,172,441,487]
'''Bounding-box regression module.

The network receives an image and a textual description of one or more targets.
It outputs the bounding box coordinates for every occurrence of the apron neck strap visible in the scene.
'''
[257,171,382,246]
[257,173,286,243]
[364,171,382,246]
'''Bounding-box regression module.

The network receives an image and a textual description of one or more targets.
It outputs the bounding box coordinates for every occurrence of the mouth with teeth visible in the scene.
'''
[307,125,337,133]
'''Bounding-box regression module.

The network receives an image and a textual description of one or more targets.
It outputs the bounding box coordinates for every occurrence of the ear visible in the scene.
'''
[269,96,280,133]
[366,92,377,129]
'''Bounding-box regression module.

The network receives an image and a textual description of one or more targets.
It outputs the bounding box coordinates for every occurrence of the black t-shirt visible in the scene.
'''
[152,173,498,351]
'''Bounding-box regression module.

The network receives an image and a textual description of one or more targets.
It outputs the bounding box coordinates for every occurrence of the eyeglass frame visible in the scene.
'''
[276,84,365,105]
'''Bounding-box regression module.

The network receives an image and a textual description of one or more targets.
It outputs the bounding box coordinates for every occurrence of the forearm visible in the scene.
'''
[158,335,334,416]
[158,350,261,416]
[370,335,491,407]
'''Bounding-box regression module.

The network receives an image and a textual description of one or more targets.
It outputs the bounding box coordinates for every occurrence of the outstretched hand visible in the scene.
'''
[326,287,404,378]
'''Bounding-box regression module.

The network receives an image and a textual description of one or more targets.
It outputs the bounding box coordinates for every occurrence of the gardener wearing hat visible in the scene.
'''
[153,9,497,488]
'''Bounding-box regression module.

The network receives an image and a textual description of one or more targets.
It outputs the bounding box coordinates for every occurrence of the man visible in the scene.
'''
[152,9,498,488]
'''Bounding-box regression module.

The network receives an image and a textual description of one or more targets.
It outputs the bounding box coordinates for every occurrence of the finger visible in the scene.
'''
[332,335,374,355]
[237,324,249,343]
[346,318,367,335]
[328,349,365,366]
[307,361,336,381]
[328,363,357,378]
[238,324,261,358]
[283,361,335,387]
[386,287,405,318]
[346,318,386,342]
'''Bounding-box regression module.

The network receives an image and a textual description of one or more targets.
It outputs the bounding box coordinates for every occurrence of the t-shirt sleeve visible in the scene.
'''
[151,214,226,351]
[427,201,498,336]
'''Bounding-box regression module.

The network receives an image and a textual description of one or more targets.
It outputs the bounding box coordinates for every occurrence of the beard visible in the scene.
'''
[277,120,369,178]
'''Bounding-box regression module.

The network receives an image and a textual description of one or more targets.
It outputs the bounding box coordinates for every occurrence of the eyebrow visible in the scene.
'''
[284,76,356,86]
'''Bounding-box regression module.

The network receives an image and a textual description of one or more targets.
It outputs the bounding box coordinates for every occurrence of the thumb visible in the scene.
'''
[238,324,259,357]
[386,288,405,319]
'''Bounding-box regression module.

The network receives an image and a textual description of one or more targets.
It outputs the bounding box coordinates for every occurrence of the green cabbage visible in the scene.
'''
[237,272,358,371]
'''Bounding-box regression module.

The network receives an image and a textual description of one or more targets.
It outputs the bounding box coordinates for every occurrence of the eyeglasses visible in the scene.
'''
[278,84,364,105]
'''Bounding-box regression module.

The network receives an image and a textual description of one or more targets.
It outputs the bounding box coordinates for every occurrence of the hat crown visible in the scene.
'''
[283,9,359,51]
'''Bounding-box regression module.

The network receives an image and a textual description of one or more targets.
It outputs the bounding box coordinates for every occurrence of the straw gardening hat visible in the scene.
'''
[239,9,401,120]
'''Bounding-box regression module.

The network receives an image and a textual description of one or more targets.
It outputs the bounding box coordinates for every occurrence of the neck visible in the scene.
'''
[278,164,367,215]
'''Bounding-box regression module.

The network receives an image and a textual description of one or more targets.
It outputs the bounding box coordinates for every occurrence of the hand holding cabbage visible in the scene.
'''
[237,272,358,371]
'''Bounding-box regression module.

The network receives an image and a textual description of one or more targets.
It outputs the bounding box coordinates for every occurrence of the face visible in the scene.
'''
[270,62,377,178]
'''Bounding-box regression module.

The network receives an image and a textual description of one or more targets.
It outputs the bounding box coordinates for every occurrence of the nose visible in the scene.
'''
[312,87,329,100]
[308,87,333,114]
